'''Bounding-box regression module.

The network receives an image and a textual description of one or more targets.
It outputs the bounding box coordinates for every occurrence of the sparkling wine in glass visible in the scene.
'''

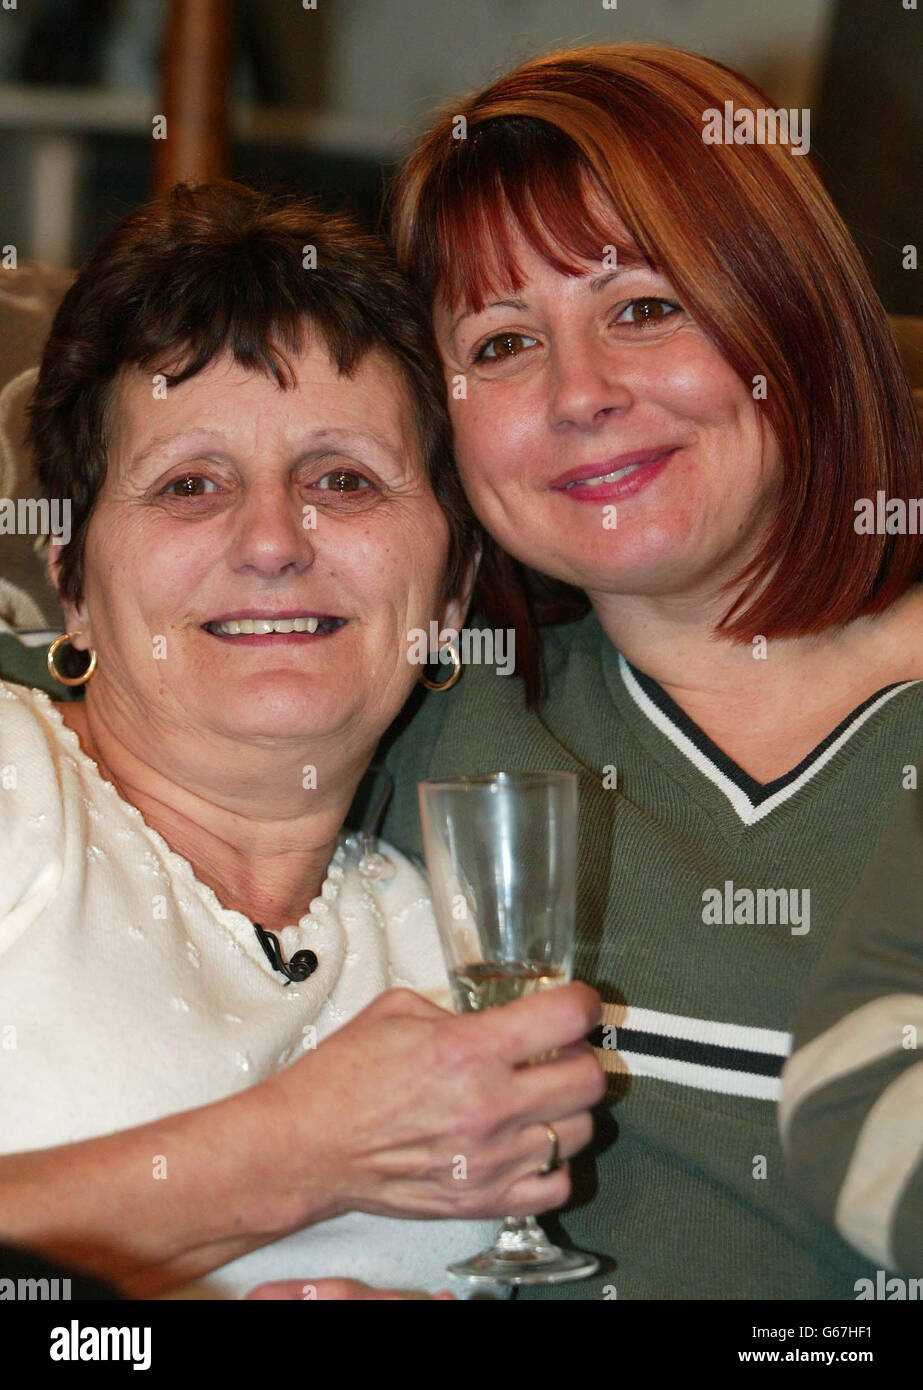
[418,770,600,1285]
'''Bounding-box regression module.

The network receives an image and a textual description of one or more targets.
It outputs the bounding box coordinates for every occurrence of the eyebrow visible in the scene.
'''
[126,425,405,478]
[449,265,643,335]
[126,429,222,478]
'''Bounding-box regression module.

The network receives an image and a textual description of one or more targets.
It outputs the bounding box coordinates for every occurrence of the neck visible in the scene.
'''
[587,582,923,771]
[64,681,371,932]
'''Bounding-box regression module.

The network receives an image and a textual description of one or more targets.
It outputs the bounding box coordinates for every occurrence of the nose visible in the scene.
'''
[232,478,316,578]
[549,334,634,431]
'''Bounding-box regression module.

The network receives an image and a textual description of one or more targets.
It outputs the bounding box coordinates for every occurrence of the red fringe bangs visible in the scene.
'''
[428,124,647,315]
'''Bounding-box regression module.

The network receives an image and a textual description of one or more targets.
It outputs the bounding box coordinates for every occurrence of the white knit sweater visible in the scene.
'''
[0,680,503,1299]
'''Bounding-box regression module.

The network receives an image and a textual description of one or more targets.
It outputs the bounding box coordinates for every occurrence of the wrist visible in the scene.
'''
[247,1069,350,1236]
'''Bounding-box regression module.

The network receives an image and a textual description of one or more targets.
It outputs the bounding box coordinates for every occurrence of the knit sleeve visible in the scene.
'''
[779,771,923,1275]
[0,681,65,939]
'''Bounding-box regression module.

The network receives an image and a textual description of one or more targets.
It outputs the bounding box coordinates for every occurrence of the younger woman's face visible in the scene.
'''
[432,213,782,612]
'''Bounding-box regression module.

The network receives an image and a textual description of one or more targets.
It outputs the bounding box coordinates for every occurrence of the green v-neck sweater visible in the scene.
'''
[376,612,923,1299]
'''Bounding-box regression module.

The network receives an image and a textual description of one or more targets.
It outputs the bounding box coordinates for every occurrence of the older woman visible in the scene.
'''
[0,181,603,1300]
[377,44,923,1298]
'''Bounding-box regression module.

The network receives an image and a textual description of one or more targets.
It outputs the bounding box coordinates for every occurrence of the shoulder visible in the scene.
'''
[380,620,534,771]
[0,677,76,808]
[0,680,85,856]
[783,766,923,1103]
[796,771,923,1039]
[0,681,70,922]
[862,675,923,759]
[0,678,68,774]
[539,611,613,683]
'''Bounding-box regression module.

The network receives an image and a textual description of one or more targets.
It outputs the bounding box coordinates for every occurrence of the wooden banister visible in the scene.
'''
[152,0,235,193]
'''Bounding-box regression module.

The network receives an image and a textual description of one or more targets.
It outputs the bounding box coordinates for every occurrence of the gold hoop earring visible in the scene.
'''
[419,643,462,692]
[47,633,97,687]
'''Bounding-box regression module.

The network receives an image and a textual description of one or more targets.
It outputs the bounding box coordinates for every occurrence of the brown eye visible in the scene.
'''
[476,332,538,362]
[164,475,218,496]
[615,298,681,329]
[316,470,371,493]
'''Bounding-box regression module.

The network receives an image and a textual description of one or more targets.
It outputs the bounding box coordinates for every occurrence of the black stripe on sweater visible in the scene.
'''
[589,1024,787,1078]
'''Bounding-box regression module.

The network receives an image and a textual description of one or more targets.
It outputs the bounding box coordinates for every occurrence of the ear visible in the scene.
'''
[439,548,481,636]
[46,539,91,646]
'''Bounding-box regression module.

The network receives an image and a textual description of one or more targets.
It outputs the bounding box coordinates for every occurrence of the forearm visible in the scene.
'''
[0,1080,338,1297]
[780,776,923,1275]
[781,999,923,1276]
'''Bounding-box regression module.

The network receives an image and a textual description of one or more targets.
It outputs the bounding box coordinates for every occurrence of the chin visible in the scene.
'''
[514,520,698,593]
[216,679,348,740]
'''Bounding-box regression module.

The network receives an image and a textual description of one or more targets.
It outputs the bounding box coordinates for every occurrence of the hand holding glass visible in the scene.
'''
[418,771,600,1285]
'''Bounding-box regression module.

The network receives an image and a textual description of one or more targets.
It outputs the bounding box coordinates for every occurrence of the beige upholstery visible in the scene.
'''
[0,264,74,630]
[0,262,921,633]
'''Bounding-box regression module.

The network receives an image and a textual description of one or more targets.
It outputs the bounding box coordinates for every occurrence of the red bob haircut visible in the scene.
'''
[389,43,922,695]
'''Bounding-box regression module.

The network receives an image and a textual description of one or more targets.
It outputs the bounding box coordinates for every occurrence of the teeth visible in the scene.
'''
[212,616,322,636]
[568,461,643,489]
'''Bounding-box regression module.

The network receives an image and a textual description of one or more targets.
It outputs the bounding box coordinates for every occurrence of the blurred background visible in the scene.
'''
[0,0,919,311]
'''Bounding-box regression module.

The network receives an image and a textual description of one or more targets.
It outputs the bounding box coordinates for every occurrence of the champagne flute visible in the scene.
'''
[418,770,600,1285]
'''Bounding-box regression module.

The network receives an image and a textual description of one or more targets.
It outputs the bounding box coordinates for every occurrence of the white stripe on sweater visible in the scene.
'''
[610,1003,791,1056]
[619,656,919,825]
[597,1003,791,1101]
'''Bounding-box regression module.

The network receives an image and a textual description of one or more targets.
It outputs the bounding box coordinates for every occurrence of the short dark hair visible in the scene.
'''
[30,180,477,606]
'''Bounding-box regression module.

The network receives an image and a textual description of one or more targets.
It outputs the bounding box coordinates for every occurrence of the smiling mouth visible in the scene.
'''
[202,616,347,637]
[564,461,647,489]
[555,446,681,491]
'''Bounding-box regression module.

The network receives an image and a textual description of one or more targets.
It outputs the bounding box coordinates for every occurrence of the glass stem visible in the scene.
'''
[494,1215,557,1255]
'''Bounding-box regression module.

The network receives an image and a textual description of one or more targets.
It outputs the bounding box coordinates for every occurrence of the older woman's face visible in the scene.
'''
[60,339,455,747]
[432,216,782,609]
